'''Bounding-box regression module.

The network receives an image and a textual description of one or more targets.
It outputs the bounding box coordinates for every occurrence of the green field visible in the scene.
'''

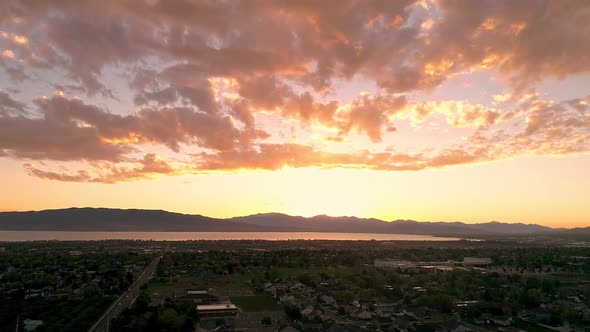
[145,279,179,295]
[230,295,282,312]
[212,274,257,292]
[273,266,355,278]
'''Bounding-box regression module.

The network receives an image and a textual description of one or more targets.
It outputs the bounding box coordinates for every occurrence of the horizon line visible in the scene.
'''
[0,206,583,229]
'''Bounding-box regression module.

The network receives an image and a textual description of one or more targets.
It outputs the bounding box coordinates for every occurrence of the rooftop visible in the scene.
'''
[196,304,237,311]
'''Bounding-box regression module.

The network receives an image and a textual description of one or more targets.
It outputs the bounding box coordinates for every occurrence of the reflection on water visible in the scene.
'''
[0,231,462,242]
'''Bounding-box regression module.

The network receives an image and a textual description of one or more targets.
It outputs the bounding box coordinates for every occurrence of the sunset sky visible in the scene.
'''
[1,0,589,227]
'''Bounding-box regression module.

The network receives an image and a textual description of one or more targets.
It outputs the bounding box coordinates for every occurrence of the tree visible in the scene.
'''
[158,308,185,330]
[82,282,101,299]
[338,306,346,316]
[560,305,578,324]
[298,273,314,286]
[3,271,19,282]
[284,303,302,320]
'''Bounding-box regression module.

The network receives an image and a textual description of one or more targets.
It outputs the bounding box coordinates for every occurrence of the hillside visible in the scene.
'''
[0,208,570,236]
[0,208,265,232]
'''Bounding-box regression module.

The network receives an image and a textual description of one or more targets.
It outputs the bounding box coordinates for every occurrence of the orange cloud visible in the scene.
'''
[401,101,503,128]
[0,1,589,184]
[24,153,176,183]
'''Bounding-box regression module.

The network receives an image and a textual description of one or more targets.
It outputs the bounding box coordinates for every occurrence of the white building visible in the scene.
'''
[374,259,413,268]
[23,319,44,332]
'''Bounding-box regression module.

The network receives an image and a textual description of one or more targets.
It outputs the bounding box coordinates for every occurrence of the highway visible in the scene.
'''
[88,255,162,332]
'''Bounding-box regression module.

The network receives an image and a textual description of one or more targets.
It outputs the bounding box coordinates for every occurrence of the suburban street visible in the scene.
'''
[88,255,162,332]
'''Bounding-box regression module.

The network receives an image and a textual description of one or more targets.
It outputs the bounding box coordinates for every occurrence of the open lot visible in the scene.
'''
[230,295,282,312]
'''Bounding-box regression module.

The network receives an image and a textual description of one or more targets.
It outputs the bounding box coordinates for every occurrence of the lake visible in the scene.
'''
[0,231,462,242]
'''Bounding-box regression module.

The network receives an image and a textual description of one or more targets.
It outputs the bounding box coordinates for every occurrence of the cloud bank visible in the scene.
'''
[0,0,589,182]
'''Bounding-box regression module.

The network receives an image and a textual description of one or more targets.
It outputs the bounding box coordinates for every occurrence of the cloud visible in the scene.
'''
[24,163,93,182]
[1,1,590,182]
[416,1,590,91]
[0,94,268,161]
[189,143,490,173]
[3,88,590,183]
[338,94,406,141]
[21,140,493,182]
[522,98,590,137]
[231,76,410,141]
[24,153,176,183]
[0,90,26,115]
[402,101,503,128]
[465,95,590,158]
[4,0,590,97]
[0,111,135,161]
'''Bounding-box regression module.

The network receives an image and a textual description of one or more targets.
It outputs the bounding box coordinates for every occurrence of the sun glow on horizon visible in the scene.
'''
[1,154,589,228]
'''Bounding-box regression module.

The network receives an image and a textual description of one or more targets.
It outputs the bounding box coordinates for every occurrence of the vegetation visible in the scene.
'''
[1,240,590,331]
[230,295,282,312]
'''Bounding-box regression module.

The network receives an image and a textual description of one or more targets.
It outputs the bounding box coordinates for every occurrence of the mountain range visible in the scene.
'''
[0,208,587,237]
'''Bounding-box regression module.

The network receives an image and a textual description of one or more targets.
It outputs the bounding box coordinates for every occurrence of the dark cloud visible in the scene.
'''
[3,0,590,96]
[36,95,258,152]
[0,90,26,115]
[0,94,266,161]
[0,105,135,161]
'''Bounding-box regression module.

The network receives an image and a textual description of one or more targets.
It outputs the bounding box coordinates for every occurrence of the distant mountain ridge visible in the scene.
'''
[228,214,557,236]
[0,207,580,237]
[0,208,268,232]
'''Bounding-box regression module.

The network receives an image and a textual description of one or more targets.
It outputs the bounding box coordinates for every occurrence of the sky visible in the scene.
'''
[0,0,589,227]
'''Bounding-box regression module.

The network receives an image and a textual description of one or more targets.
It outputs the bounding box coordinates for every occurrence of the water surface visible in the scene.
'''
[0,231,462,242]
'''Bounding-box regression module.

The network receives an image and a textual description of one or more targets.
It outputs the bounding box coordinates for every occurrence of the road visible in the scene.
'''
[88,255,162,332]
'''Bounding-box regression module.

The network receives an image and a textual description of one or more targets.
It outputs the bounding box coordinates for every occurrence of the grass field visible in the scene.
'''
[145,279,179,295]
[230,295,282,312]
[146,273,258,298]
[273,266,355,278]
[196,273,254,292]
